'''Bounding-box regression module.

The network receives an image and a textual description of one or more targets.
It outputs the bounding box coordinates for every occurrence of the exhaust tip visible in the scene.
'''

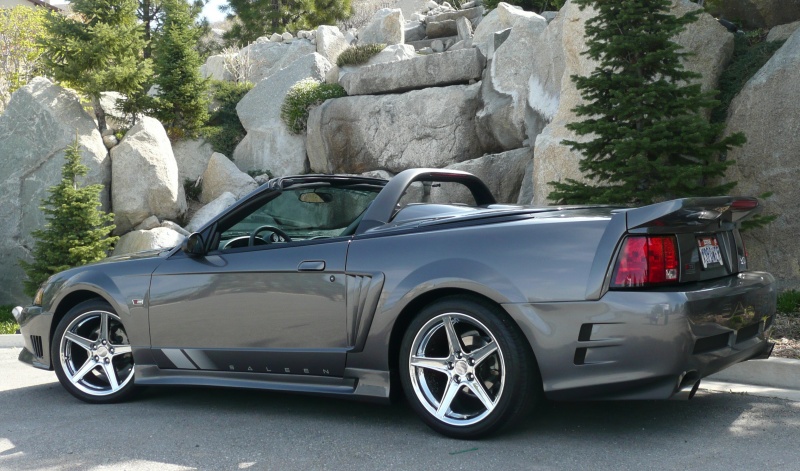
[688,380,701,400]
[671,371,700,400]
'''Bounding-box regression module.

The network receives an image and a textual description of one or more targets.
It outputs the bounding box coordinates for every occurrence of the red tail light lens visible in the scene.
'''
[611,236,679,288]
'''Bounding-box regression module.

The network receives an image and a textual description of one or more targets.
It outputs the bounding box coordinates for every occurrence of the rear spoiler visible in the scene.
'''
[625,197,761,233]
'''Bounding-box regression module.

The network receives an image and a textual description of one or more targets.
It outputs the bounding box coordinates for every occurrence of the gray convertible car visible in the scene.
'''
[15,168,776,438]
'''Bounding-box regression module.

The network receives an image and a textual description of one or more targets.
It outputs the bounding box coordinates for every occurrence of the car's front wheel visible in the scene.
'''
[52,299,137,403]
[399,296,541,438]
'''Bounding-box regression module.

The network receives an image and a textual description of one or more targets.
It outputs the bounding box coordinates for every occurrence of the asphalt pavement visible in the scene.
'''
[2,347,800,471]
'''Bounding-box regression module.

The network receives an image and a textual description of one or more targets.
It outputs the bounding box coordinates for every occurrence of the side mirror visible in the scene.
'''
[182,233,206,257]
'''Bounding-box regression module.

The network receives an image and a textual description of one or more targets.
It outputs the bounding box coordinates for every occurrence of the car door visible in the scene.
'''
[146,184,377,379]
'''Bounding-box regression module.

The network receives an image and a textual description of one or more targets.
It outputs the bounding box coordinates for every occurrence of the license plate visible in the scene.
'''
[697,236,723,269]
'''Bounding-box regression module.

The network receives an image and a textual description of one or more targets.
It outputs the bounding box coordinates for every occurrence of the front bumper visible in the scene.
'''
[504,271,777,401]
[16,305,54,370]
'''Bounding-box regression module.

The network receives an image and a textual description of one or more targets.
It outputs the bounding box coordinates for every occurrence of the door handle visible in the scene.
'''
[298,260,326,271]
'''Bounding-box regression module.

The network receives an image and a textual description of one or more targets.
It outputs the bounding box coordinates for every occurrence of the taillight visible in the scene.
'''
[611,235,679,288]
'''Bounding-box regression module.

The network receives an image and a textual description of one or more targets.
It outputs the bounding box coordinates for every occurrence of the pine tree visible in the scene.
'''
[548,0,746,205]
[150,0,209,136]
[222,0,351,45]
[42,0,152,131]
[19,139,118,298]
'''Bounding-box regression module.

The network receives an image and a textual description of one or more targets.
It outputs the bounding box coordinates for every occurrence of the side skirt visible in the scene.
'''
[134,365,392,404]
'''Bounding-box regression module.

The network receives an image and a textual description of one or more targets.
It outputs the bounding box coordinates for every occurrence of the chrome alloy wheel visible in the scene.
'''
[59,310,134,396]
[408,313,505,427]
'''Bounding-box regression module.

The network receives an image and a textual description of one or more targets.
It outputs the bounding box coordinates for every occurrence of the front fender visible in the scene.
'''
[46,269,154,350]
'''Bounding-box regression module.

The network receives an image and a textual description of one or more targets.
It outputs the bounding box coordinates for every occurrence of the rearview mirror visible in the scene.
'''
[299,192,333,203]
[182,233,206,257]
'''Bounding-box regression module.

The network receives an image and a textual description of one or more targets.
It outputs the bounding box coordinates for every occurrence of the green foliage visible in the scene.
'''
[281,79,347,134]
[336,43,386,67]
[0,6,50,108]
[711,31,784,124]
[41,0,152,129]
[777,290,800,316]
[246,169,274,179]
[184,178,202,201]
[199,80,253,156]
[0,305,17,334]
[483,0,563,12]
[150,0,209,136]
[548,0,746,206]
[222,0,351,45]
[19,139,118,298]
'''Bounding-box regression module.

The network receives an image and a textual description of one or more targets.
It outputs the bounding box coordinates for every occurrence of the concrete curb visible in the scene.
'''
[0,334,23,348]
[707,357,800,390]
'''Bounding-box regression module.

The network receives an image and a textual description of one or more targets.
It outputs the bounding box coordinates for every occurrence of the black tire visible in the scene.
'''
[51,299,138,404]
[399,296,541,439]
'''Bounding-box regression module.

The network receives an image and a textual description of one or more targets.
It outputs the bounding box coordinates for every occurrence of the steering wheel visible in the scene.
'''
[249,225,293,246]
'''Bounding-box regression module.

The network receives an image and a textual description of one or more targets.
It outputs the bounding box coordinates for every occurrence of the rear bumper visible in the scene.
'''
[504,271,777,401]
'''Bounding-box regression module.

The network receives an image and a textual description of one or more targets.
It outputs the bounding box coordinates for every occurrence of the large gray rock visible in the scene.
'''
[710,0,800,29]
[242,39,317,83]
[429,148,533,205]
[113,227,185,256]
[473,2,541,55]
[316,25,349,64]
[199,54,235,82]
[723,28,800,288]
[172,138,215,183]
[0,77,110,304]
[200,153,258,203]
[427,6,483,23]
[360,8,405,45]
[531,0,734,205]
[426,20,458,39]
[332,44,417,86]
[767,20,800,42]
[186,191,237,233]
[111,116,187,233]
[97,91,129,130]
[233,53,332,176]
[476,11,549,151]
[307,84,485,174]
[339,48,486,95]
[405,21,427,42]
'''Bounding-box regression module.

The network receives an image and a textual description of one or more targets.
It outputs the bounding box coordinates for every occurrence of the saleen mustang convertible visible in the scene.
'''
[15,168,776,438]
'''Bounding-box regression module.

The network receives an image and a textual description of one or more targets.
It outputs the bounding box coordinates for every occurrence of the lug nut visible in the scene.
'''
[454,376,461,383]
[448,362,454,369]
[469,358,475,366]
[467,373,474,381]
[94,356,99,361]
[109,348,114,354]
[456,352,462,359]
[102,340,107,345]
[104,358,110,364]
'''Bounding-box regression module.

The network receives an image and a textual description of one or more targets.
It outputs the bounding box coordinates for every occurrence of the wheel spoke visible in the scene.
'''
[442,316,462,355]
[101,361,120,390]
[64,332,94,352]
[436,379,461,419]
[467,380,496,413]
[470,341,497,367]
[100,312,110,341]
[110,344,132,357]
[70,358,97,385]
[410,355,450,374]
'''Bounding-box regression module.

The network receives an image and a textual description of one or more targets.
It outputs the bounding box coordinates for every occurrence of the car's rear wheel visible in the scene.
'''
[52,299,137,403]
[399,296,541,438]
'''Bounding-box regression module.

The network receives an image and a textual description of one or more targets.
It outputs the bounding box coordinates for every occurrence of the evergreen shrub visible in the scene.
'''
[199,80,253,157]
[19,139,117,298]
[336,44,386,67]
[281,79,347,134]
